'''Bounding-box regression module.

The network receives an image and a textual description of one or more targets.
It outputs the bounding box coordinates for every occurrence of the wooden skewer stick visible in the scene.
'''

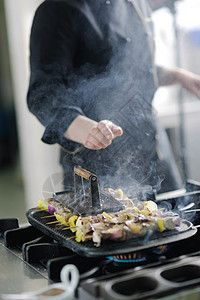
[62,226,77,230]
[67,236,76,240]
[85,235,93,239]
[46,220,60,225]
[41,215,55,219]
[36,208,48,212]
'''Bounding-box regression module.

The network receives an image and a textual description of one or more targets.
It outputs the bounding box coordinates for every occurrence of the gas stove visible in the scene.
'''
[1,180,200,299]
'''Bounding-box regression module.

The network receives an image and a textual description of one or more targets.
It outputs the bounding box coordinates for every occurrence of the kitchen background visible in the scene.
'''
[0,0,199,224]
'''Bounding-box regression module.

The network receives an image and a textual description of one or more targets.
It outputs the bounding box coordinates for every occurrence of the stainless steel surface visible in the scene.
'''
[156,188,186,200]
[0,242,48,296]
[159,286,200,300]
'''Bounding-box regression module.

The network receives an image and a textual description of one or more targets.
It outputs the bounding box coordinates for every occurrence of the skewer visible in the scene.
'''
[62,226,77,230]
[46,220,60,225]
[36,208,48,212]
[67,236,76,240]
[41,215,55,219]
[184,209,200,213]
[85,235,93,239]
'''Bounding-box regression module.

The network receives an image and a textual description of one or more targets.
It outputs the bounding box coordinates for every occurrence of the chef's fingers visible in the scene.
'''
[100,120,123,137]
[84,120,122,150]
[84,136,104,149]
[97,120,123,139]
[84,128,111,149]
[97,121,114,140]
[110,123,123,137]
[90,127,112,147]
[84,140,101,150]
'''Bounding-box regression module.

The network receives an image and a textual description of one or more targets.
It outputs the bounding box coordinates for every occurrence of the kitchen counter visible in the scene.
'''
[0,242,48,296]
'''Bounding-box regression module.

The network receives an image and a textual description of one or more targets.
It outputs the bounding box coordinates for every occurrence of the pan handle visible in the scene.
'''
[74,166,101,209]
[74,166,96,181]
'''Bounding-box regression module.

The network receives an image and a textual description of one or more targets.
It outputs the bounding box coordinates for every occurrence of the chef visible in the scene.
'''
[27,0,200,194]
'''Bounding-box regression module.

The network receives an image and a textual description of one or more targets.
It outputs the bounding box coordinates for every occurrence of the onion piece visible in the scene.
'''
[48,203,56,215]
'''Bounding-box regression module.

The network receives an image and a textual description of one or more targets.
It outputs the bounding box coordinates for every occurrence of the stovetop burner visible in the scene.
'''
[107,251,147,263]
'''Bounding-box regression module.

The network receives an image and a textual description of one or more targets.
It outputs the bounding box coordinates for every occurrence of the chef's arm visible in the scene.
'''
[64,115,123,150]
[28,2,86,152]
[157,66,200,99]
[28,2,123,152]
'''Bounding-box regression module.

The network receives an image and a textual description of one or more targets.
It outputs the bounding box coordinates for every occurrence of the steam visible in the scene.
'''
[28,0,166,199]
[61,45,163,197]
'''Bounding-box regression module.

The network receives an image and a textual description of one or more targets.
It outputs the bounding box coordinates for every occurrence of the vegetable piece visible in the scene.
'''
[76,229,83,242]
[144,200,158,212]
[156,217,165,232]
[38,199,48,210]
[102,212,112,219]
[54,213,68,226]
[48,204,56,215]
[93,231,101,246]
[126,223,146,236]
[117,189,123,199]
[164,216,180,230]
[68,216,78,232]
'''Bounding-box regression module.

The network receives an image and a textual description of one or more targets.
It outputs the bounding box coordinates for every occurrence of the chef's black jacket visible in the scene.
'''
[27,0,183,193]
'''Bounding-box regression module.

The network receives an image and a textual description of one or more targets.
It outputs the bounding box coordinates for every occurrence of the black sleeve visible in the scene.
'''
[27,1,85,151]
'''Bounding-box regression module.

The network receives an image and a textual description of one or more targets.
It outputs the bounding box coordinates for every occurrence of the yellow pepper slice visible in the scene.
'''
[102,212,112,219]
[117,189,124,199]
[38,199,48,210]
[156,217,165,232]
[76,229,83,242]
[54,213,68,226]
[68,216,78,232]
[127,223,143,235]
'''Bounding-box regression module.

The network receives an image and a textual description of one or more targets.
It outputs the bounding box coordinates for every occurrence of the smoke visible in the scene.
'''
[28,0,169,199]
[59,41,163,196]
[59,40,165,198]
[42,172,65,199]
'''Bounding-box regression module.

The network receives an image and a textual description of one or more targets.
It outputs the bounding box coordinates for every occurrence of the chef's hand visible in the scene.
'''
[84,120,123,150]
[158,67,200,99]
[64,115,123,150]
[178,69,200,99]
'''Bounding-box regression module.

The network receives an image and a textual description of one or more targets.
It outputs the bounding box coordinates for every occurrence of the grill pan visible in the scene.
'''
[26,208,196,257]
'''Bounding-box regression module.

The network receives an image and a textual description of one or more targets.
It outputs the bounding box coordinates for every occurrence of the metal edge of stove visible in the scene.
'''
[0,238,50,295]
[26,208,197,258]
[0,221,53,284]
[78,256,200,300]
